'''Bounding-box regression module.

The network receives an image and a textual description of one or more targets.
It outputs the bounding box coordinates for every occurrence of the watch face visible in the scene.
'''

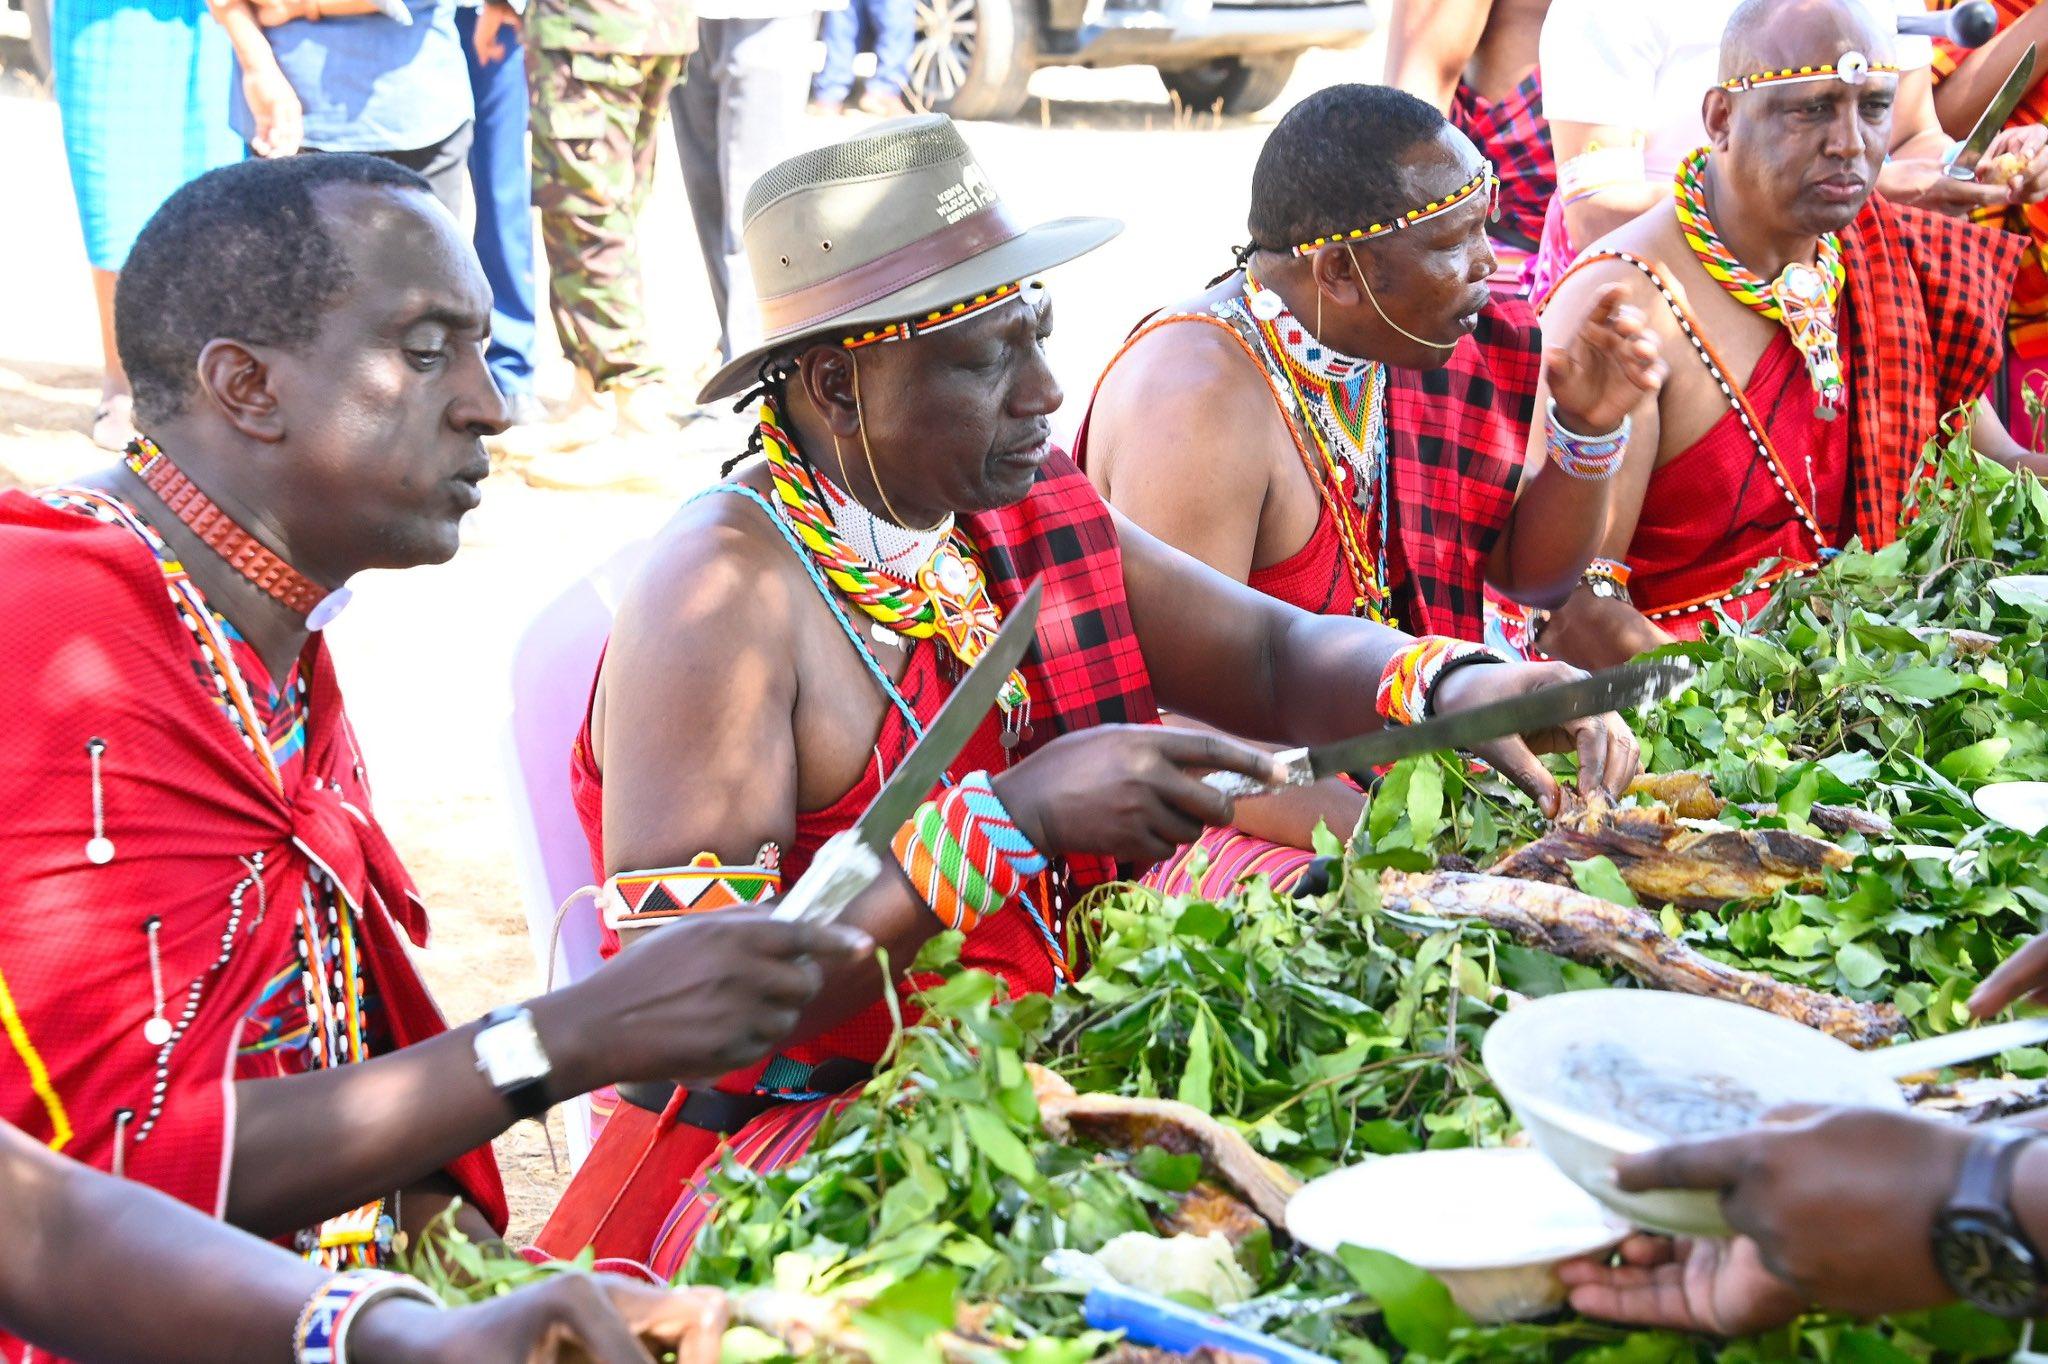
[1936,1213,2045,1318]
[477,1012,550,1088]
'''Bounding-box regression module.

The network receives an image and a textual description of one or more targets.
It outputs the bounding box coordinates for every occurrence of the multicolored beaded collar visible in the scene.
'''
[1718,50,1898,93]
[841,280,1036,350]
[1673,146,1848,420]
[759,401,1030,722]
[1290,160,1499,257]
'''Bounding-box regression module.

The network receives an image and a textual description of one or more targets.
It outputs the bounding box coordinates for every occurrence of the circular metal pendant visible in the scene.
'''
[143,1016,173,1046]
[85,836,116,865]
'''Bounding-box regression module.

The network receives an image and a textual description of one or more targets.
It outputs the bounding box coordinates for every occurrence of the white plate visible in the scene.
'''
[1286,1148,1627,1322]
[1991,575,2048,614]
[1483,991,1905,1237]
[1976,782,2048,837]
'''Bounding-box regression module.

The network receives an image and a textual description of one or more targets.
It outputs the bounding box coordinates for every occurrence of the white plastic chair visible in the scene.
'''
[499,538,650,1169]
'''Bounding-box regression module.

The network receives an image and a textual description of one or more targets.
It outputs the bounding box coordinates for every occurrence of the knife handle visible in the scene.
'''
[769,829,884,924]
[1200,748,1312,801]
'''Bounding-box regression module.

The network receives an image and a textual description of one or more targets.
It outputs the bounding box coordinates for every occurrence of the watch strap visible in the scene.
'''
[1952,1125,2040,1218]
[475,1005,552,1121]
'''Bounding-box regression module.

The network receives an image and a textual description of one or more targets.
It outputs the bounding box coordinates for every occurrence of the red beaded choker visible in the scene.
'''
[125,436,332,618]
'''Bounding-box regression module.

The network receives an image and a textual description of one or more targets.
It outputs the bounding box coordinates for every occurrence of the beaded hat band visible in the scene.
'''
[1291,160,1499,258]
[1719,51,1899,92]
[842,280,1040,350]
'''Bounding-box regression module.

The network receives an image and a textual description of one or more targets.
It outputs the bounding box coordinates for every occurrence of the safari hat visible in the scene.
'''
[699,114,1122,404]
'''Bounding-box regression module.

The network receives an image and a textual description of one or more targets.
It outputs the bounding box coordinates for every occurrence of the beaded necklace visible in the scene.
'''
[1674,147,1847,421]
[759,402,1030,725]
[1237,271,1392,621]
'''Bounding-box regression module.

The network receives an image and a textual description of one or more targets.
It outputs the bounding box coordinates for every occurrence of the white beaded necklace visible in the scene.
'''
[815,464,955,579]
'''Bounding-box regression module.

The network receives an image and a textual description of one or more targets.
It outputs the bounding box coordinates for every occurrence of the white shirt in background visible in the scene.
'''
[1539,0,1935,182]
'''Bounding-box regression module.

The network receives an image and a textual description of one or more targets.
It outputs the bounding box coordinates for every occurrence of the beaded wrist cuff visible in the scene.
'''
[601,846,783,931]
[1546,400,1630,480]
[1376,637,1507,727]
[892,771,1045,933]
[293,1269,438,1364]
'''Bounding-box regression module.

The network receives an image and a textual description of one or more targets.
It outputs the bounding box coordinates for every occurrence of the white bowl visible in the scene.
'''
[1286,1148,1628,1322]
[1482,991,1906,1237]
[1976,782,2048,837]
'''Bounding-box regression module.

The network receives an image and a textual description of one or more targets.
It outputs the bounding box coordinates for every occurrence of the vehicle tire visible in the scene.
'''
[1158,54,1298,117]
[908,0,1037,122]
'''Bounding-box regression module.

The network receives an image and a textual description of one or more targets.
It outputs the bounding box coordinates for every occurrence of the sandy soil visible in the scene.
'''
[0,22,1385,1243]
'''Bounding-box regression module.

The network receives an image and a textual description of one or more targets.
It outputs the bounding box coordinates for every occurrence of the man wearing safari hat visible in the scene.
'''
[535,115,1647,1275]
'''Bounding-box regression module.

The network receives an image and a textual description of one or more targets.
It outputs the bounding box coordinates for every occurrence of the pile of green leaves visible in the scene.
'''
[430,444,2048,1361]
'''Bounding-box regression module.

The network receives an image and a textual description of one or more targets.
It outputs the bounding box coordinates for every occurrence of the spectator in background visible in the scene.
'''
[494,0,699,483]
[810,0,912,116]
[210,0,477,216]
[51,0,245,449]
[462,0,545,425]
[673,0,823,377]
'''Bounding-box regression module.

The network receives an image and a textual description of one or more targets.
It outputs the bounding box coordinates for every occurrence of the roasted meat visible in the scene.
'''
[1488,800,1851,911]
[1378,870,1906,1047]
[1626,774,1893,840]
[1163,1182,1269,1247]
[1029,1066,1299,1228]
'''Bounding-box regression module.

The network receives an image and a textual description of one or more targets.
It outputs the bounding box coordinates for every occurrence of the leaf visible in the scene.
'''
[1568,855,1640,908]
[1131,1146,1204,1191]
[1937,736,2012,783]
[958,1105,1040,1189]
[1407,759,1446,845]
[1884,666,1964,700]
[1837,939,1889,989]
[1778,765,1821,825]
[1335,1244,1469,1356]
[1177,1011,1215,1112]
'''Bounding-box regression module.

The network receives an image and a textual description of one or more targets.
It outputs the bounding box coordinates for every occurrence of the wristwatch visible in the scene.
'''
[1932,1125,2048,1318]
[473,1005,554,1121]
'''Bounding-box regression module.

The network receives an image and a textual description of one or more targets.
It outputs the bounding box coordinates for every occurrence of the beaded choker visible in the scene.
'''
[125,436,345,625]
[1673,147,1847,421]
[759,402,1030,725]
[1291,161,1499,257]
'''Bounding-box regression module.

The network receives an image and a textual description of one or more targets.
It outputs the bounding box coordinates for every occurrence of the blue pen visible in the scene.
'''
[1081,1284,1339,1364]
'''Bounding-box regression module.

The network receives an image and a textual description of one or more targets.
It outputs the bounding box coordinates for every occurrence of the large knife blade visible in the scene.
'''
[772,581,1043,923]
[1945,43,2037,181]
[1202,658,1695,800]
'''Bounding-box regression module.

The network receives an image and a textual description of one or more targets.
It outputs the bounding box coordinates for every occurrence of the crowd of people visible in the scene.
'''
[45,0,917,483]
[13,0,2048,1357]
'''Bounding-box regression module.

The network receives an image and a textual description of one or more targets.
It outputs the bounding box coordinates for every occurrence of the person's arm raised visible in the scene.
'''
[1384,0,1494,111]
[0,1115,732,1364]
[1489,282,1668,608]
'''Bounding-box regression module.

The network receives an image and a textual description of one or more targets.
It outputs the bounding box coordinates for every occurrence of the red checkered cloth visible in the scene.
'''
[0,493,504,1361]
[1450,70,1556,255]
[1838,196,2025,543]
[1383,296,1544,641]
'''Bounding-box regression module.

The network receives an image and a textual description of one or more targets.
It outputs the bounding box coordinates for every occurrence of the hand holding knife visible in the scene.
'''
[1944,44,2038,182]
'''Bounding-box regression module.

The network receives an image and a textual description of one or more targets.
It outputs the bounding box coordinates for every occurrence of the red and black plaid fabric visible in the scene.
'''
[1450,71,1556,254]
[973,450,1161,893]
[1383,297,1542,641]
[1838,196,2025,544]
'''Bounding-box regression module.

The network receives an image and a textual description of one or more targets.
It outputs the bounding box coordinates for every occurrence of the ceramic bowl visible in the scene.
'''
[1481,990,1906,1237]
[1286,1148,1628,1322]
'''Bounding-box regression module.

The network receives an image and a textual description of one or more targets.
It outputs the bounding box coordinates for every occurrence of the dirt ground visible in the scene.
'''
[0,23,1385,1242]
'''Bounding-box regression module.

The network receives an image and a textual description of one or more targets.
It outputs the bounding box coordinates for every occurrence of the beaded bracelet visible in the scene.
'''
[1582,557,1632,591]
[293,1269,439,1364]
[892,771,1046,933]
[1376,636,1508,727]
[1546,399,1630,480]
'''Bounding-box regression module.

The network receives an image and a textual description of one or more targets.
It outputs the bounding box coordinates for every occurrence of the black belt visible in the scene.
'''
[616,1056,875,1134]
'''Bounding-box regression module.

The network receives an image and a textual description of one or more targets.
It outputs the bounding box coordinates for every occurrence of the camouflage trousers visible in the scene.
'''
[528,48,685,390]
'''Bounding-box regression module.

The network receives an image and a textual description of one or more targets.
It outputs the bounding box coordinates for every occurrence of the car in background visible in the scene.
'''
[909,0,1372,121]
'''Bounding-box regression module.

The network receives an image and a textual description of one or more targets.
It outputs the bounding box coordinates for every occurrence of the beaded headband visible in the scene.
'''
[841,280,1042,350]
[1291,160,1499,258]
[1718,51,1899,92]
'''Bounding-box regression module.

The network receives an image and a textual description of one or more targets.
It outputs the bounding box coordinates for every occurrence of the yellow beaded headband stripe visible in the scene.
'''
[842,280,1039,349]
[1719,50,1899,92]
[1290,161,1500,258]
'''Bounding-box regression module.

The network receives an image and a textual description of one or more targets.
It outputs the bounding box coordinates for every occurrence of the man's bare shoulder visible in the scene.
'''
[612,471,808,666]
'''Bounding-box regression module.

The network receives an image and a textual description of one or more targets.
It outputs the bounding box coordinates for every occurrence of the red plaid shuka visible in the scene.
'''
[1838,196,2026,543]
[1451,70,1556,257]
[1383,297,1543,641]
[539,452,1157,1273]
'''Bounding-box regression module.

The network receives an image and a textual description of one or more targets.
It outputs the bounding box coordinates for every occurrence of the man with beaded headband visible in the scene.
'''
[535,113,1646,1273]
[1533,0,2048,668]
[1075,84,1667,896]
[0,154,874,1363]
